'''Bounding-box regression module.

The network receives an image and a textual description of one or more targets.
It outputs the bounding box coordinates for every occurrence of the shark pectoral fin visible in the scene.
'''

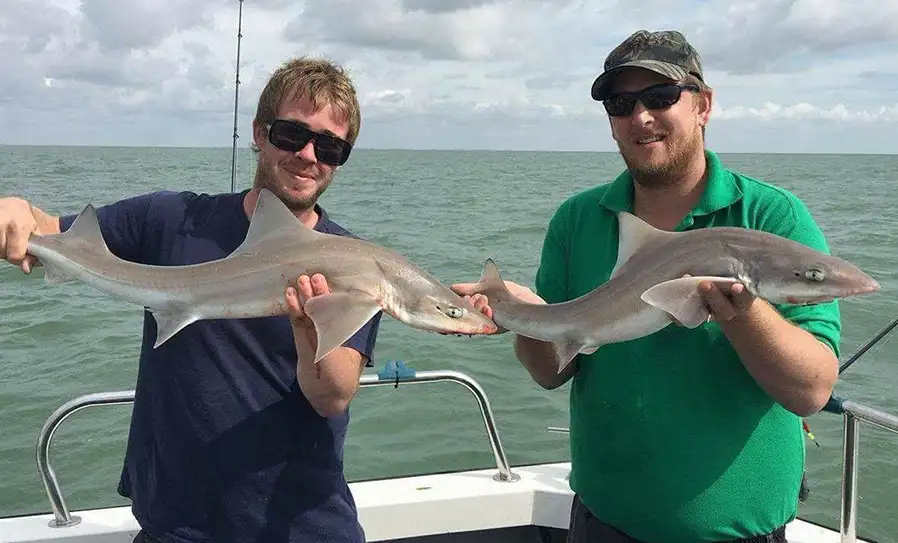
[554,342,600,374]
[150,308,200,348]
[42,263,74,284]
[640,276,739,328]
[303,293,382,364]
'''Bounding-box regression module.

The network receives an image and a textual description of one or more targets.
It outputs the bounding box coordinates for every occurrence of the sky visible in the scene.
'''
[2,0,897,154]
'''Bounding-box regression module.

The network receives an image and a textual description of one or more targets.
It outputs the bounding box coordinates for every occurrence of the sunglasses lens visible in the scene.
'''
[641,85,683,109]
[269,120,312,152]
[313,138,347,165]
[268,120,352,166]
[602,84,687,117]
[603,96,637,117]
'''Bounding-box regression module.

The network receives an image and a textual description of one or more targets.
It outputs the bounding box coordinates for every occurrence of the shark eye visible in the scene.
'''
[805,268,825,282]
[444,305,465,318]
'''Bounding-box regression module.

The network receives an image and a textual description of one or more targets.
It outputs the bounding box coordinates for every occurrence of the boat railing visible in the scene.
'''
[35,362,519,529]
[822,395,898,543]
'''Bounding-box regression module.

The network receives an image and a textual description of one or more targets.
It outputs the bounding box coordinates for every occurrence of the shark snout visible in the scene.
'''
[861,275,880,293]
[838,268,880,296]
[460,313,499,335]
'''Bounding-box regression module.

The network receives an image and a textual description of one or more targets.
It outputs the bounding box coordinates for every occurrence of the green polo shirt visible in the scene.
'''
[534,150,841,542]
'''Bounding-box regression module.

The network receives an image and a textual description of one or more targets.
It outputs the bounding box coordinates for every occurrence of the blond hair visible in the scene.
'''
[252,57,362,150]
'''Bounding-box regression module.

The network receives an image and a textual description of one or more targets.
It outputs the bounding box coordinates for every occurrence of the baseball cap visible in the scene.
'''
[590,29,704,101]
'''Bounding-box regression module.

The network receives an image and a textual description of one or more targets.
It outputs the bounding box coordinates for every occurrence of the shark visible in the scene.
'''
[466,211,880,372]
[23,188,498,362]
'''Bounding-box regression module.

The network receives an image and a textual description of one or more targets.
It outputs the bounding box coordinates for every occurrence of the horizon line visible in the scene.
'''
[0,143,895,157]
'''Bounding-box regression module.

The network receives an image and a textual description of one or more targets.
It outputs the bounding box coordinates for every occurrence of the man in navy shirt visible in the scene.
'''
[0,57,382,543]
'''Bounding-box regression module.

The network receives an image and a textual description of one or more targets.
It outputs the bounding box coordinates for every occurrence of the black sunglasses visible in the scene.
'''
[603,83,700,117]
[266,119,353,166]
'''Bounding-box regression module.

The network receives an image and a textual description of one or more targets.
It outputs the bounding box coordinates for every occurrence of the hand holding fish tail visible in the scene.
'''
[0,197,57,274]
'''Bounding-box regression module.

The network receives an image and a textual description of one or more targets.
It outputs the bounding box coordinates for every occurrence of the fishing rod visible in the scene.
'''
[838,315,898,375]
[229,0,245,194]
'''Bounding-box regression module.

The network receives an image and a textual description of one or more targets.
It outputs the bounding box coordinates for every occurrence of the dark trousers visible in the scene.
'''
[132,530,162,543]
[567,495,787,543]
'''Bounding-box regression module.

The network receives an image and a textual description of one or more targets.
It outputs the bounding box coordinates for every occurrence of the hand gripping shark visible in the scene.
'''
[23,188,497,361]
[467,211,880,372]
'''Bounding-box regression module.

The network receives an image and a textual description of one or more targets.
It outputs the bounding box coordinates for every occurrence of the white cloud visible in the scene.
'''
[1,0,897,152]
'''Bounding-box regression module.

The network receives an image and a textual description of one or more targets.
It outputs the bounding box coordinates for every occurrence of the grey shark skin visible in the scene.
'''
[24,188,498,362]
[470,211,880,372]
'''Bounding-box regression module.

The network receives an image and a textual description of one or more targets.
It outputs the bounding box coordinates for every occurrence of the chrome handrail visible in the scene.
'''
[358,369,519,484]
[36,366,518,528]
[824,396,898,543]
[36,391,136,528]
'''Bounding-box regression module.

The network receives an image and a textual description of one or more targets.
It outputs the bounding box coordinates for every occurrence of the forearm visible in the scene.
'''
[720,300,838,417]
[513,335,575,390]
[295,335,365,418]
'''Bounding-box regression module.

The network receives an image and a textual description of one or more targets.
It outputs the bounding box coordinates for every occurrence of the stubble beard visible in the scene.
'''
[621,127,704,190]
[253,157,335,213]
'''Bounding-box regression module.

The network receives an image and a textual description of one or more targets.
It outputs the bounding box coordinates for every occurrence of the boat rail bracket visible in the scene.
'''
[36,366,519,528]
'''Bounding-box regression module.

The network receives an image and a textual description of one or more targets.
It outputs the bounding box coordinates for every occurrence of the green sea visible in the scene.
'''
[1,146,896,542]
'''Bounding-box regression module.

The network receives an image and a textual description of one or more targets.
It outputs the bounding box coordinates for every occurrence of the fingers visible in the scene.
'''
[296,275,313,302]
[295,274,331,300]
[451,282,477,296]
[729,282,755,312]
[698,280,756,322]
[22,255,38,274]
[5,225,29,268]
[697,281,733,321]
[285,285,305,320]
[287,274,332,321]
[467,293,493,320]
[309,273,330,296]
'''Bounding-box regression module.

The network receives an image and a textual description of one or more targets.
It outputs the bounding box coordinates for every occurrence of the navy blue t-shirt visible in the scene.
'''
[59,189,382,543]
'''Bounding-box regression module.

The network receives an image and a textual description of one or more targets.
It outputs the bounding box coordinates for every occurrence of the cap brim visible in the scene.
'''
[590,60,689,101]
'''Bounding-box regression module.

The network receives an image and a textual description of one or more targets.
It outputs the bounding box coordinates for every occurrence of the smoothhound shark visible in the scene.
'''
[24,188,498,362]
[467,211,880,372]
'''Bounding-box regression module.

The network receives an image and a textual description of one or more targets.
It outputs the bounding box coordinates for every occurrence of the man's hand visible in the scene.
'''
[667,274,757,327]
[285,272,369,418]
[697,279,757,322]
[0,197,55,273]
[285,273,330,347]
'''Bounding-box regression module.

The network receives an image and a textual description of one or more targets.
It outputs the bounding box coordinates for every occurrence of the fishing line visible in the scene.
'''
[838,315,898,375]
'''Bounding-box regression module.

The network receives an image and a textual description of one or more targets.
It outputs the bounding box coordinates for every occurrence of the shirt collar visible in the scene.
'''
[598,150,743,223]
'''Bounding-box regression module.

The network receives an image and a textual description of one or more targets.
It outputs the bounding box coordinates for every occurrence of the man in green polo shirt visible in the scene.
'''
[453,29,841,542]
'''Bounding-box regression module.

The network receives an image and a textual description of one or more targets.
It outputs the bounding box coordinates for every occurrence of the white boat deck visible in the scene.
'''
[0,462,864,543]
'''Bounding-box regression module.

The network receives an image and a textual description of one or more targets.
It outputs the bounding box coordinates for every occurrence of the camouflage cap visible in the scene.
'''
[590,29,704,101]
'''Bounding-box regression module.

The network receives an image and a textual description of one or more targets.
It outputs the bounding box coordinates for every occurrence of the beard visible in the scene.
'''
[620,126,704,189]
[253,155,335,213]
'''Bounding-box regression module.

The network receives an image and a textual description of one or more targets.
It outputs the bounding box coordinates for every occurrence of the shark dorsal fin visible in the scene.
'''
[609,211,671,278]
[64,203,110,251]
[232,188,318,255]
